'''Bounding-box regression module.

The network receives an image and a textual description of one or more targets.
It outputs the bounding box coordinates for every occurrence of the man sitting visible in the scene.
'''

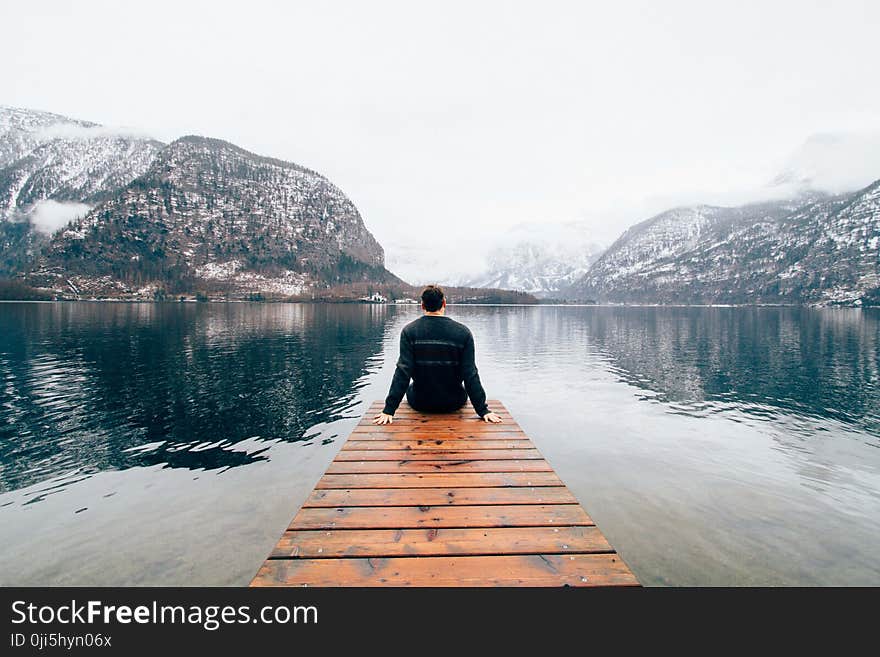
[373,285,503,424]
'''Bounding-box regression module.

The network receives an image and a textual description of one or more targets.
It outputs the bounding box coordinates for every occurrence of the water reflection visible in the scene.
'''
[0,303,392,494]
[1,302,879,585]
[579,307,880,442]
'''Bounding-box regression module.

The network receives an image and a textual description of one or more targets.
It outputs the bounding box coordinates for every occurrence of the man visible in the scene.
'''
[373,285,503,425]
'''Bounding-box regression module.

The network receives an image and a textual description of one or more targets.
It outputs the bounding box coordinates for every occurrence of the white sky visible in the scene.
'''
[3,0,880,282]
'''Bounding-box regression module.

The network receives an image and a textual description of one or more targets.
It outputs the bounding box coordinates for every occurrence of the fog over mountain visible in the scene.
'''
[771,132,880,195]
[572,176,880,305]
[3,101,877,305]
[461,222,604,296]
[1,107,399,297]
[0,106,164,224]
[0,106,164,275]
[446,131,880,301]
[4,2,876,290]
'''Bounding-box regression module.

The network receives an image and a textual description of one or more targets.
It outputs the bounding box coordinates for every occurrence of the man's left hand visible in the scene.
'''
[372,412,394,425]
[482,412,503,423]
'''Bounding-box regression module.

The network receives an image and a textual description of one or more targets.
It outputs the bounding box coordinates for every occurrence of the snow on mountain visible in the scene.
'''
[457,132,880,301]
[28,135,398,298]
[0,106,94,167]
[461,222,604,296]
[0,106,164,275]
[573,182,880,305]
[0,106,163,222]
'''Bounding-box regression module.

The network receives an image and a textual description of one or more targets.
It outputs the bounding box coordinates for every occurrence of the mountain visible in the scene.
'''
[27,135,398,298]
[460,222,604,297]
[1,106,93,168]
[573,181,880,305]
[0,106,163,274]
[465,241,603,297]
[458,133,880,303]
[0,107,163,219]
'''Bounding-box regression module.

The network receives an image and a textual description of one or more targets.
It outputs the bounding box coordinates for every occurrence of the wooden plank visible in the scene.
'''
[315,472,565,489]
[352,424,519,433]
[325,459,554,474]
[361,411,513,418]
[342,439,534,450]
[333,449,543,461]
[357,420,519,428]
[288,504,592,530]
[360,414,514,423]
[269,526,611,558]
[251,553,639,587]
[349,431,529,441]
[303,487,577,507]
[365,408,515,418]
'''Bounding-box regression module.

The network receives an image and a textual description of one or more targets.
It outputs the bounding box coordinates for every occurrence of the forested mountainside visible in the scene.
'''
[1,106,163,275]
[28,135,399,298]
[572,182,880,305]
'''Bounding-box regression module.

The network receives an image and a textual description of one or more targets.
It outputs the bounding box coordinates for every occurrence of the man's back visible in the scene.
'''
[382,314,490,417]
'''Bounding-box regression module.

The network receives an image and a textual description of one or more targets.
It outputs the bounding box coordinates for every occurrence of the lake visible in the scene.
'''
[1,302,878,586]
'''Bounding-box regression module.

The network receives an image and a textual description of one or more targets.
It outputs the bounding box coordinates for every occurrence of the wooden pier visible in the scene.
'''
[250,400,639,587]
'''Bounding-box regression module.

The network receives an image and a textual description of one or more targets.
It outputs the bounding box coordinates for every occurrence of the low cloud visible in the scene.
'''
[30,200,92,235]
[771,132,880,195]
[625,131,880,217]
[34,122,154,142]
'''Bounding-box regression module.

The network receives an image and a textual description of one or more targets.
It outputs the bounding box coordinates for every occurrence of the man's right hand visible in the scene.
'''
[372,413,394,425]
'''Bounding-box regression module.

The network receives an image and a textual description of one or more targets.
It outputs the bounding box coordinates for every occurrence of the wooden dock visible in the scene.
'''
[250,400,639,587]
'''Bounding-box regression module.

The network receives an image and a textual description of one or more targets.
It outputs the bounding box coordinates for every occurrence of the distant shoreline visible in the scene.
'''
[0,299,873,309]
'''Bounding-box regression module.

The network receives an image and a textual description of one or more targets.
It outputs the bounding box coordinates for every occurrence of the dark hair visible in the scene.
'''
[421,285,445,312]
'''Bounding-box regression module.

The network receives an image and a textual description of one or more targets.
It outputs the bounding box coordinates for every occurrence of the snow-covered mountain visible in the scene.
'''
[572,181,880,305]
[0,106,163,224]
[0,106,163,274]
[458,132,880,303]
[28,135,398,298]
[461,222,604,297]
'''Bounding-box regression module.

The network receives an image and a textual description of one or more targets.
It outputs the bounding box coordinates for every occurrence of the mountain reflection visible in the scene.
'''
[581,307,880,438]
[0,302,392,492]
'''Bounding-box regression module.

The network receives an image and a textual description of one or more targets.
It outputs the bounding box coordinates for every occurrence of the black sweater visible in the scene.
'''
[382,315,491,417]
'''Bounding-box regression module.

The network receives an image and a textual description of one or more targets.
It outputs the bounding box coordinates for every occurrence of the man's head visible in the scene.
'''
[421,285,445,313]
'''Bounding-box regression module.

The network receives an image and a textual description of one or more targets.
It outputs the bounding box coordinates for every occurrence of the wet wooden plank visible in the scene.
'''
[269,526,612,558]
[303,486,578,507]
[252,554,639,587]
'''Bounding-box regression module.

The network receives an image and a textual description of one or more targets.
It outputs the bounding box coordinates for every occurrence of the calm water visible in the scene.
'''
[1,302,879,585]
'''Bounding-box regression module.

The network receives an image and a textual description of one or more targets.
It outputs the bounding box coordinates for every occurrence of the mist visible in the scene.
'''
[2,1,879,283]
[29,200,91,235]
[34,123,156,142]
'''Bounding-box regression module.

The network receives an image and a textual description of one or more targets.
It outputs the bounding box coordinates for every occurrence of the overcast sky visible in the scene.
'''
[3,0,880,282]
